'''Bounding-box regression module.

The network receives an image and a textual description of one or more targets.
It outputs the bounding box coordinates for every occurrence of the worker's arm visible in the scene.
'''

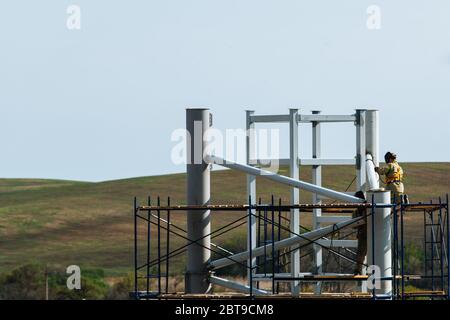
[375,164,393,176]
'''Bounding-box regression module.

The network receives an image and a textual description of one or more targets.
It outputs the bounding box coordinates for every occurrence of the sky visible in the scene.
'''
[0,1,449,182]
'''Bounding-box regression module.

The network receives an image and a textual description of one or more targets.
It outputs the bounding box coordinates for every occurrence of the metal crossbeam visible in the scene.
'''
[207,155,364,203]
[299,114,356,123]
[316,216,352,223]
[299,158,356,166]
[316,239,358,248]
[248,114,356,124]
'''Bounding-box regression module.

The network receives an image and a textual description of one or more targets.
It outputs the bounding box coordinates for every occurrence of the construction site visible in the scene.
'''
[131,108,450,300]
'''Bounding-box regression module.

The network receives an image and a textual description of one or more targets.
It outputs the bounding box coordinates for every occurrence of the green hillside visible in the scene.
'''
[0,163,449,277]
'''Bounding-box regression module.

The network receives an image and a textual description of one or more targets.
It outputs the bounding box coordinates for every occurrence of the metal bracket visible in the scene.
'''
[356,154,361,170]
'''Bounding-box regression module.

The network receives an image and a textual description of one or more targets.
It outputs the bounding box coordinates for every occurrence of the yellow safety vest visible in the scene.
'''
[385,161,403,184]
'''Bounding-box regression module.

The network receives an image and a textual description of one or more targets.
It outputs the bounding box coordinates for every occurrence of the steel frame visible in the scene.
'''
[245,109,368,294]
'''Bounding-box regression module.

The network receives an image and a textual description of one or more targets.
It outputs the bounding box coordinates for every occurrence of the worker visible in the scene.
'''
[375,152,409,204]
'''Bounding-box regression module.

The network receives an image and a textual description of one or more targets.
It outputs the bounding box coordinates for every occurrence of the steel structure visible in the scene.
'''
[244,108,379,294]
[130,107,449,300]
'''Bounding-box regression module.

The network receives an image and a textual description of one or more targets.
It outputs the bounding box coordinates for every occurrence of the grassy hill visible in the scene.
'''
[0,163,449,277]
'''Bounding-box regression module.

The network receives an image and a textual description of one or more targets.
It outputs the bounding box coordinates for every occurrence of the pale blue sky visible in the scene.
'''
[0,1,449,181]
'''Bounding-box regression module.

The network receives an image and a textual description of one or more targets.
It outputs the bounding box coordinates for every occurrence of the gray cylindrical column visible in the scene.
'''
[367,190,392,296]
[365,109,379,167]
[355,109,367,192]
[186,108,211,293]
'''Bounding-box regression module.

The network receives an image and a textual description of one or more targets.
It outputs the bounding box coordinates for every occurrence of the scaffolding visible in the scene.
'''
[132,194,449,300]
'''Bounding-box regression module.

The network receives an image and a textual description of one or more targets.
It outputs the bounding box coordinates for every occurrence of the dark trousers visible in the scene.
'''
[353,208,367,274]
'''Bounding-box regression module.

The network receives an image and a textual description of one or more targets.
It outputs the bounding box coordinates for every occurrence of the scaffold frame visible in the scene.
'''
[132,195,449,300]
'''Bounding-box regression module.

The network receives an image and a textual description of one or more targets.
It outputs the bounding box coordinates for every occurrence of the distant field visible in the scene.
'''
[0,163,449,276]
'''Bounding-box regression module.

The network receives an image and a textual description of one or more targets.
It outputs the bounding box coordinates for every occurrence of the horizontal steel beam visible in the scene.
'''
[138,203,374,212]
[316,216,353,223]
[249,158,355,167]
[253,273,313,282]
[248,114,356,124]
[299,115,356,123]
[253,272,312,278]
[206,155,364,203]
[299,158,356,166]
[209,275,269,295]
[316,239,358,248]
[317,192,356,201]
[249,114,290,123]
[274,275,369,282]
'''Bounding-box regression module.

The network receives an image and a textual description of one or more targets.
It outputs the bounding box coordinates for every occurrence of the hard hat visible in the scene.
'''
[384,152,397,163]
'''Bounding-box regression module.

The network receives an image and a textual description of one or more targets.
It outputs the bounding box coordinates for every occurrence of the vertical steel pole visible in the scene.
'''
[246,110,257,289]
[186,108,211,294]
[134,197,138,299]
[256,197,261,289]
[166,197,170,294]
[311,110,322,294]
[424,209,428,282]
[371,195,376,300]
[401,203,405,299]
[248,195,253,298]
[367,190,392,296]
[366,110,380,191]
[356,109,368,293]
[289,108,300,295]
[431,208,435,292]
[277,198,282,294]
[264,206,268,276]
[446,194,449,300]
[393,202,397,299]
[439,197,444,292]
[157,196,161,295]
[271,195,276,294]
[365,109,380,167]
[356,109,367,192]
[147,196,151,298]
